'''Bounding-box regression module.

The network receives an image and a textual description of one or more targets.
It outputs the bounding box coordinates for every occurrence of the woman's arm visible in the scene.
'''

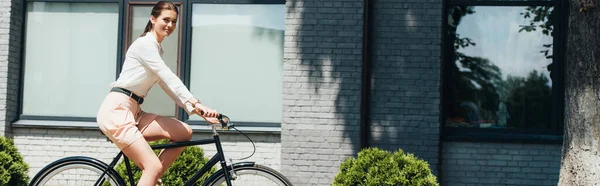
[133,40,199,115]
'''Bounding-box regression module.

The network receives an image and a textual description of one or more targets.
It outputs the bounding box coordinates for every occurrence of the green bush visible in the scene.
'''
[0,137,29,186]
[110,139,215,186]
[333,147,439,186]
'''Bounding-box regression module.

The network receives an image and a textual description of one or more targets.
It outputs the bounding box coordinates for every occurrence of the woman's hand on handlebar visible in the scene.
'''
[202,117,221,125]
[193,103,220,124]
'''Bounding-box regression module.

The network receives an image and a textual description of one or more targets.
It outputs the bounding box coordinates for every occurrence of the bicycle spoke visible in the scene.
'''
[209,166,292,186]
[31,161,120,186]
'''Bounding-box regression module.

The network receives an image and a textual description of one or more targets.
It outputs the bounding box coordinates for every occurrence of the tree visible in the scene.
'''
[502,71,552,130]
[444,6,503,127]
[558,1,600,185]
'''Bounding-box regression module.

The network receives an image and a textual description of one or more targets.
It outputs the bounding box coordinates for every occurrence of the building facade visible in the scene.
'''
[0,0,565,185]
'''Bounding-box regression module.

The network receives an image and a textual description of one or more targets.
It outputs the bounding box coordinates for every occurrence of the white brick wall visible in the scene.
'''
[0,0,23,138]
[0,0,13,136]
[193,132,282,171]
[12,128,281,182]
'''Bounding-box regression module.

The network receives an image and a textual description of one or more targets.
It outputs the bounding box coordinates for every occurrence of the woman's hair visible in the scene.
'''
[140,1,179,37]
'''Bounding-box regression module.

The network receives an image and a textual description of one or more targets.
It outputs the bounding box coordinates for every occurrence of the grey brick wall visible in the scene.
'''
[0,0,7,136]
[442,142,561,185]
[282,0,364,185]
[12,128,281,180]
[0,0,23,137]
[7,0,23,137]
[369,0,442,175]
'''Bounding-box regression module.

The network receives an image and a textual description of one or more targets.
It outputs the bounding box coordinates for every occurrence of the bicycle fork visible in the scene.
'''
[184,134,237,186]
[214,134,234,186]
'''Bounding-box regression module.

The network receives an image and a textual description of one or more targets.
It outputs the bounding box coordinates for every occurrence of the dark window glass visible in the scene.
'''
[444,6,555,132]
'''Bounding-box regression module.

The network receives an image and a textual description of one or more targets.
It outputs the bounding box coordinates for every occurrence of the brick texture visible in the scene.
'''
[3,1,566,186]
[0,0,23,137]
[0,0,6,136]
[12,128,281,181]
[282,0,364,185]
[368,0,442,175]
[442,142,561,185]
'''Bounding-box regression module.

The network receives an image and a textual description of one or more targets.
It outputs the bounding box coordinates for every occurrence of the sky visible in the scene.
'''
[456,6,553,86]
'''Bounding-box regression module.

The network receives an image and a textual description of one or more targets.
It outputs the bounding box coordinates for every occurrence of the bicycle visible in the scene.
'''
[29,114,293,186]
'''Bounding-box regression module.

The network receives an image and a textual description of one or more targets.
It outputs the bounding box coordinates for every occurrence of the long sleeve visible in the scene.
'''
[132,40,197,114]
[158,80,196,114]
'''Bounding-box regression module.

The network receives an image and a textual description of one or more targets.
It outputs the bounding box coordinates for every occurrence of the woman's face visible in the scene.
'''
[151,10,177,38]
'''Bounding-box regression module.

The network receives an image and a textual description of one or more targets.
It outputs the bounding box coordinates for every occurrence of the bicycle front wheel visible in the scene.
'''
[29,156,124,186]
[206,164,293,186]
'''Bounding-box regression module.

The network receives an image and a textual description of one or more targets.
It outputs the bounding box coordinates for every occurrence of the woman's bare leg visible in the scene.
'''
[120,138,163,186]
[137,114,193,179]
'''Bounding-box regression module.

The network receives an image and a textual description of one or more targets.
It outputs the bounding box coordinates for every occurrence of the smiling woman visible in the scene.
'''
[129,4,181,117]
[96,1,221,185]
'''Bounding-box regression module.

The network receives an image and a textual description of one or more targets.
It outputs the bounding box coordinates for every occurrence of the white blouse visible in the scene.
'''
[109,33,196,114]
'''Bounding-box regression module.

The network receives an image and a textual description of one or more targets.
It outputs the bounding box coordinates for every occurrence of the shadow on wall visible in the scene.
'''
[287,0,362,150]
[286,1,441,164]
[284,0,363,182]
[367,1,442,159]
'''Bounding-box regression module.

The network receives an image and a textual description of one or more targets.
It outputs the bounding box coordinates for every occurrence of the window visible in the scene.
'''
[22,2,119,118]
[442,1,565,141]
[187,3,285,125]
[18,0,285,130]
[127,4,182,117]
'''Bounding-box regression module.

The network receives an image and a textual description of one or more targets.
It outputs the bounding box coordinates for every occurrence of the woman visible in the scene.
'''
[96,1,219,185]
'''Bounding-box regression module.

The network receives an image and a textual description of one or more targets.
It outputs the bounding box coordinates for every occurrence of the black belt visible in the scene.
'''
[110,87,144,104]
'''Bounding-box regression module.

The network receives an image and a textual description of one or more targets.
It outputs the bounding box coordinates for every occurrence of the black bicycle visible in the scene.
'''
[29,114,293,186]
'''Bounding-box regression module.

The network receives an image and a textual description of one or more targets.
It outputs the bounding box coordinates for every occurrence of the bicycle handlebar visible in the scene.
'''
[196,110,233,130]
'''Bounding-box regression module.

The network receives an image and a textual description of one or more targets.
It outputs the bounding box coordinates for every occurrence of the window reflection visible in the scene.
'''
[128,5,181,117]
[23,2,119,117]
[188,4,284,123]
[444,6,554,130]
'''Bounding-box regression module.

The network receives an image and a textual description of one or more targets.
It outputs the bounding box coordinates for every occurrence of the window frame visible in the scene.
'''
[180,0,285,128]
[123,1,184,118]
[440,0,567,143]
[19,0,124,122]
[15,0,285,132]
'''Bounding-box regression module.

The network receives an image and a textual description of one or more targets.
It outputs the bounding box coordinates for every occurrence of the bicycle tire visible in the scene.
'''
[29,156,125,186]
[204,164,293,186]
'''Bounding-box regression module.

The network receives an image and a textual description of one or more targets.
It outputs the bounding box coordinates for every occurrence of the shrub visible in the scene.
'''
[333,147,439,186]
[0,137,29,186]
[110,139,215,186]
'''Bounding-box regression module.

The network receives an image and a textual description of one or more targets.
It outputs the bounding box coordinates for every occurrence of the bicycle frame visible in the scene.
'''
[96,129,234,186]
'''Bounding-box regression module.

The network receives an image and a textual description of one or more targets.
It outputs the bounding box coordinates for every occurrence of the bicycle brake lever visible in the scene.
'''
[218,114,232,130]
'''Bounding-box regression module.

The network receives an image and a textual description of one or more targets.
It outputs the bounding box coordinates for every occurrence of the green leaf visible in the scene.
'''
[0,137,29,186]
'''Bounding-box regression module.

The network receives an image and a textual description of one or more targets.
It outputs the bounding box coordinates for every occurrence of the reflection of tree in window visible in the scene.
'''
[510,6,553,130]
[444,6,553,130]
[502,71,552,129]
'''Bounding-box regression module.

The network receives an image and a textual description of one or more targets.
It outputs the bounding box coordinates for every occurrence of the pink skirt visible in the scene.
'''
[96,92,156,150]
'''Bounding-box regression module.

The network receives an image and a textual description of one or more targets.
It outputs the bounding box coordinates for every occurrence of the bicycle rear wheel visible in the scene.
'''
[29,156,124,186]
[205,164,293,186]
